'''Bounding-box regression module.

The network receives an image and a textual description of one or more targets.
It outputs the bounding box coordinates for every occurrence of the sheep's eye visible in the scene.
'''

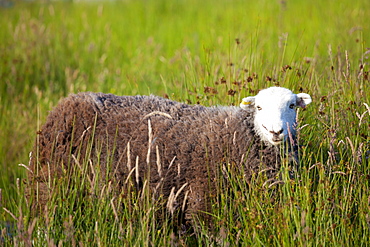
[256,106,262,111]
[289,104,295,109]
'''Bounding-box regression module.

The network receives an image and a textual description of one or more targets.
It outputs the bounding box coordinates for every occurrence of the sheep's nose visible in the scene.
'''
[270,129,284,142]
[270,129,284,135]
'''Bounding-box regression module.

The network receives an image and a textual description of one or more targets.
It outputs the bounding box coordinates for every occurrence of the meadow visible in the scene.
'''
[0,0,369,245]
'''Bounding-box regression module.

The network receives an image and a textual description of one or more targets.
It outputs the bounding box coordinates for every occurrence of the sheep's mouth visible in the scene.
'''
[270,139,283,146]
[264,135,284,146]
[271,137,283,143]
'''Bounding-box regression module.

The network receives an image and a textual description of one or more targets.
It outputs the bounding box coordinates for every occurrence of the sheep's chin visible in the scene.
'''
[269,139,283,146]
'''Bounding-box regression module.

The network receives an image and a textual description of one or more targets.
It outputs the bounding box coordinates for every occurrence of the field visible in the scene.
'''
[0,0,369,245]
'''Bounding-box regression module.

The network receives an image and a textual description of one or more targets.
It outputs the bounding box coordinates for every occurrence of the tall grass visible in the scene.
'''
[1,0,369,245]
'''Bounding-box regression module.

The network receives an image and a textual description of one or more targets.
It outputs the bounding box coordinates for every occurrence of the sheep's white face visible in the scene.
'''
[240,87,312,146]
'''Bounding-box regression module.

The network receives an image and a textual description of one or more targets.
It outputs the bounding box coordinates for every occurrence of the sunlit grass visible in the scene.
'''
[1,0,369,245]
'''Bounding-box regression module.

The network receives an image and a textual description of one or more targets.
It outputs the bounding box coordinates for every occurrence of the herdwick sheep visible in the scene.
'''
[28,86,311,223]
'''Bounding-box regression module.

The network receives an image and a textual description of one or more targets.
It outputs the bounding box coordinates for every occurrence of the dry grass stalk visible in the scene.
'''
[268,180,284,188]
[3,207,17,221]
[143,111,173,120]
[363,103,370,114]
[168,156,176,170]
[356,103,370,126]
[297,124,309,131]
[18,163,32,173]
[72,154,93,187]
[94,221,101,247]
[110,197,119,221]
[174,183,188,201]
[77,126,91,144]
[182,190,190,212]
[124,167,136,184]
[259,167,275,174]
[127,142,131,171]
[346,137,356,162]
[153,177,164,197]
[89,159,96,187]
[166,187,176,214]
[262,178,276,187]
[166,183,188,215]
[156,145,162,177]
[287,123,295,146]
[135,156,140,186]
[357,63,364,80]
[1,228,6,242]
[332,171,346,175]
[146,119,152,164]
[140,180,148,201]
[345,50,350,83]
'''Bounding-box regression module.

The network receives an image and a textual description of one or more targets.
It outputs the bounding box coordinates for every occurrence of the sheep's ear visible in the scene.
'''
[296,93,312,108]
[240,96,255,110]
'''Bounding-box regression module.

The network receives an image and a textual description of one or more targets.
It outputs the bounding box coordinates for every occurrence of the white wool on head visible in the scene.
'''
[240,87,312,146]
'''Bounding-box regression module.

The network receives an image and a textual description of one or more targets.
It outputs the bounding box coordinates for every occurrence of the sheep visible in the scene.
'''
[28,86,311,223]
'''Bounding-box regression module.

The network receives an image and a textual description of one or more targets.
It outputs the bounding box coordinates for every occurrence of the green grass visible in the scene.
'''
[1,0,369,245]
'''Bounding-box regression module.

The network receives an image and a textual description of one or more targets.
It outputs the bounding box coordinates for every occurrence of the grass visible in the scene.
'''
[1,0,369,245]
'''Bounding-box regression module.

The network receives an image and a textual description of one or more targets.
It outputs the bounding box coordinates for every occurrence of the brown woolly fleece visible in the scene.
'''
[29,92,283,222]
